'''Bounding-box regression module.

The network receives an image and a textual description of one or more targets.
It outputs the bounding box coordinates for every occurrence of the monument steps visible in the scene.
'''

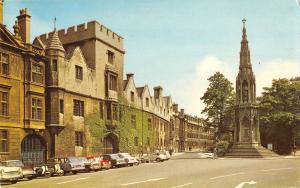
[225,145,279,158]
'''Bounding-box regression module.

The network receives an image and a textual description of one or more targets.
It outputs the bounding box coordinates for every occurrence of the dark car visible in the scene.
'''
[103,154,126,168]
[54,157,86,175]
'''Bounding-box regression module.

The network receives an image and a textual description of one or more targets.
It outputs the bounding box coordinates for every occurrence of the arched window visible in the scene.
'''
[242,80,249,103]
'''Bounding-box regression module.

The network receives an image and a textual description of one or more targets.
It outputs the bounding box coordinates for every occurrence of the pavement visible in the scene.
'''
[3,152,300,188]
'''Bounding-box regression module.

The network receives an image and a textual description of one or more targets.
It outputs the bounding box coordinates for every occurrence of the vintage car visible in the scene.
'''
[118,153,139,166]
[1,160,35,180]
[102,154,126,168]
[55,157,86,175]
[99,156,111,169]
[0,165,22,184]
[86,156,101,171]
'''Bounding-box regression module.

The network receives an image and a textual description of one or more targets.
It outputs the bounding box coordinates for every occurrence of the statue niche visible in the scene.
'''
[242,80,249,103]
[242,117,250,142]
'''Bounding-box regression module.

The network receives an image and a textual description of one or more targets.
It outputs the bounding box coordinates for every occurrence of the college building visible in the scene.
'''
[0,1,214,165]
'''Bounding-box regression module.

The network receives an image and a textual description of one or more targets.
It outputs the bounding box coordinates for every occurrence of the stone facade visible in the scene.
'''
[0,2,215,164]
[172,108,214,152]
[0,5,49,165]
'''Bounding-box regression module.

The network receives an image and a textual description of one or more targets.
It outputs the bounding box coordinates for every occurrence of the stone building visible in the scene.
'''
[33,20,124,157]
[0,3,49,165]
[122,73,173,153]
[172,108,214,152]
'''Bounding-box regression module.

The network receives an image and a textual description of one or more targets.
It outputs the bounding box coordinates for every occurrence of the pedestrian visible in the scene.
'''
[213,147,218,159]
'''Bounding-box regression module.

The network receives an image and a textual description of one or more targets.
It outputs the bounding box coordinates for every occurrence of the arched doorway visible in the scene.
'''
[103,133,119,154]
[21,134,46,166]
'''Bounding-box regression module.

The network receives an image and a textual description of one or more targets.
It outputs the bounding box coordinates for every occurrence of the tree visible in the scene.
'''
[258,78,300,154]
[200,72,235,143]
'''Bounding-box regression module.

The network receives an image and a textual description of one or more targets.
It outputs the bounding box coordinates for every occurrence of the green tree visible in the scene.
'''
[258,78,300,154]
[200,72,235,143]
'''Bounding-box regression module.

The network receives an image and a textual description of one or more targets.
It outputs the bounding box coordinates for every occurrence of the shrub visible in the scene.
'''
[216,140,230,157]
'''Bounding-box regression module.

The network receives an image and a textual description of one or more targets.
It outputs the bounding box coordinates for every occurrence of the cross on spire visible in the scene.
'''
[54,17,57,31]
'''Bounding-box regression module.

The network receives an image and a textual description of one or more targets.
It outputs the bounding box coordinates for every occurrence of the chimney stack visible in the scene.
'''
[154,86,163,99]
[0,0,4,25]
[17,8,31,43]
[172,104,178,113]
[126,73,134,80]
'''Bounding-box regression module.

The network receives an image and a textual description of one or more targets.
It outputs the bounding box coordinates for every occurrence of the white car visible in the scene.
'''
[161,150,171,160]
[0,165,22,184]
[118,153,139,166]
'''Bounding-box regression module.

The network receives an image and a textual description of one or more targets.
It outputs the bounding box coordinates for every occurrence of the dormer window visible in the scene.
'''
[75,65,83,80]
[107,50,114,64]
[130,91,134,102]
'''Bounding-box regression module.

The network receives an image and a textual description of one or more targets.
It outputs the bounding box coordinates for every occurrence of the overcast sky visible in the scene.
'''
[4,0,300,116]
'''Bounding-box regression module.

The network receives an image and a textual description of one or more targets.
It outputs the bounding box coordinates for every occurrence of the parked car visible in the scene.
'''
[103,154,126,168]
[99,156,111,169]
[141,152,166,162]
[86,156,101,171]
[0,165,22,184]
[33,164,51,178]
[161,150,171,160]
[1,160,35,180]
[55,157,86,175]
[118,153,139,166]
[138,154,150,163]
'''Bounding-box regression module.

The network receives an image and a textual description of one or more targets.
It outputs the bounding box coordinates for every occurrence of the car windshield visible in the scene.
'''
[110,154,119,159]
[68,157,79,162]
[120,153,131,157]
[3,161,24,167]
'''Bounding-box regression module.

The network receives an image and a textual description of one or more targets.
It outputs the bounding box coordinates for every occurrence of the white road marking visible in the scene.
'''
[234,180,256,188]
[56,177,89,184]
[260,168,292,172]
[210,172,245,180]
[171,182,193,188]
[121,177,166,186]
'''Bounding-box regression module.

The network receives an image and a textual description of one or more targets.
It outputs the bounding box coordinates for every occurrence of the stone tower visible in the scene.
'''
[234,19,260,146]
[226,19,277,158]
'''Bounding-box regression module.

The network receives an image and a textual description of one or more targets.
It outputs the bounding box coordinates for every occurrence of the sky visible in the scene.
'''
[4,0,300,116]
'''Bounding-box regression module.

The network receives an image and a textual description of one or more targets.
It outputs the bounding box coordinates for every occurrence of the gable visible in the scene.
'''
[0,25,21,47]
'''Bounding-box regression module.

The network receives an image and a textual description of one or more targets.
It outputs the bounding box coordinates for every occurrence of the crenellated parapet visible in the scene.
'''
[38,21,124,53]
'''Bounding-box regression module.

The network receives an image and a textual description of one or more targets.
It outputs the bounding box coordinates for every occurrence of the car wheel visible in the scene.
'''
[45,173,51,178]
[58,171,64,176]
[11,180,17,184]
[156,158,160,162]
[73,171,78,175]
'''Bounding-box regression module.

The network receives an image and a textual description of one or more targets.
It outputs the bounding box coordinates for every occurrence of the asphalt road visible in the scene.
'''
[3,153,300,188]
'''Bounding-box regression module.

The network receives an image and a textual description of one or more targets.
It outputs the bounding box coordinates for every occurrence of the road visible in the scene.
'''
[3,153,300,188]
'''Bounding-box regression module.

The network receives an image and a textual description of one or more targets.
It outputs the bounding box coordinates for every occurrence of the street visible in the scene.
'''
[3,153,300,188]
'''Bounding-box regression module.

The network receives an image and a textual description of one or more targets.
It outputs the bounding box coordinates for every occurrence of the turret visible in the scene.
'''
[45,28,65,86]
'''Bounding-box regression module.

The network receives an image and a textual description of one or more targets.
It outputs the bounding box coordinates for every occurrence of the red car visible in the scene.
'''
[99,156,111,169]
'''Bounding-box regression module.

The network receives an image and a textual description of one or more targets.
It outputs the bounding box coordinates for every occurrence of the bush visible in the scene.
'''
[216,140,230,157]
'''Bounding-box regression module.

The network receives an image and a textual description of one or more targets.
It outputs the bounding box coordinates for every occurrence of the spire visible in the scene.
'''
[239,18,251,69]
[46,30,65,52]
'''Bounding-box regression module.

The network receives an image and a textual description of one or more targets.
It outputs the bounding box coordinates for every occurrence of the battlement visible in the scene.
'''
[38,20,124,52]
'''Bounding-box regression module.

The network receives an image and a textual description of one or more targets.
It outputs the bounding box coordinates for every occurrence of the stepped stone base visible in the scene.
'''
[225,143,279,158]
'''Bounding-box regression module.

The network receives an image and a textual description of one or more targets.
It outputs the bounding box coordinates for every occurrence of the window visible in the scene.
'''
[107,50,114,64]
[75,131,83,147]
[0,91,8,116]
[109,74,117,91]
[145,98,149,107]
[134,137,138,146]
[130,91,134,102]
[131,115,136,129]
[32,64,43,84]
[0,53,9,75]
[73,100,84,117]
[52,59,57,72]
[32,98,42,120]
[75,65,83,80]
[148,118,152,130]
[112,104,118,120]
[99,101,104,119]
[59,99,64,114]
[0,130,8,152]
